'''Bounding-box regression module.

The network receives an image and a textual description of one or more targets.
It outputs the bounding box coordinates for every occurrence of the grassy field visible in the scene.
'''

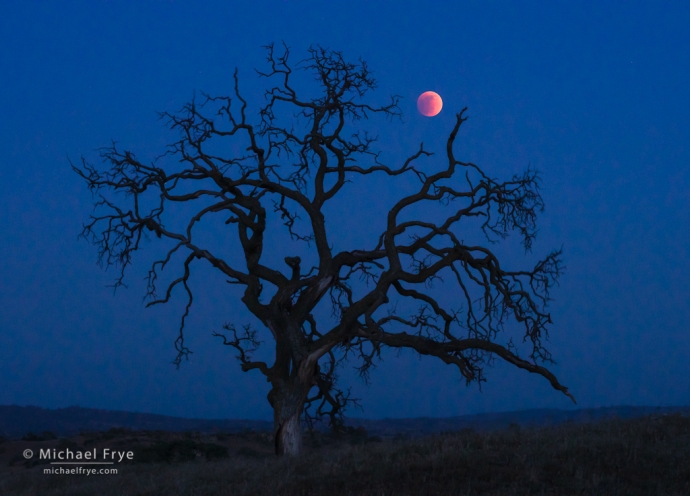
[1,412,688,495]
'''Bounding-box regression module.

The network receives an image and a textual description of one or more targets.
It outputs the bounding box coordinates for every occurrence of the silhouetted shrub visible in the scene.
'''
[215,432,229,441]
[21,431,57,441]
[202,442,230,460]
[136,440,228,464]
[101,427,131,440]
[236,446,265,458]
[56,438,79,450]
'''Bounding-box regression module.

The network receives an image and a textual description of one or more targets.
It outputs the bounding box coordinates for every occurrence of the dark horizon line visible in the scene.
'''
[3,402,689,423]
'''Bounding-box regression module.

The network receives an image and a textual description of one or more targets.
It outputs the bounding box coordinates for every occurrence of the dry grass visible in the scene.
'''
[1,413,689,495]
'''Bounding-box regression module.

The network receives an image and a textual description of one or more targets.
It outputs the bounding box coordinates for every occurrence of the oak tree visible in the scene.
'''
[73,44,575,456]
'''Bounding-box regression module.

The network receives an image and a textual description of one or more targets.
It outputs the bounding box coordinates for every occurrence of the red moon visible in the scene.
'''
[417,91,443,117]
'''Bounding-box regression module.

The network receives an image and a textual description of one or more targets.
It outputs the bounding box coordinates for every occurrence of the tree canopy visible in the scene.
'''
[73,43,574,456]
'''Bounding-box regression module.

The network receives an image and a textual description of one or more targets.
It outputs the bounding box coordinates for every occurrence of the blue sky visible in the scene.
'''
[1,1,689,421]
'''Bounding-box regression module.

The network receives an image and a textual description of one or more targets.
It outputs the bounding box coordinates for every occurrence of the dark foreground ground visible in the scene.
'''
[0,412,688,495]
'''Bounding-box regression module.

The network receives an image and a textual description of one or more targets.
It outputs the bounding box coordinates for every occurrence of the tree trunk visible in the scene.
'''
[274,408,302,456]
[269,376,312,456]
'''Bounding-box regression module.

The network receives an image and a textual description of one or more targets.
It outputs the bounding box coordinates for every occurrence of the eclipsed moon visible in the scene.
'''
[417,91,443,117]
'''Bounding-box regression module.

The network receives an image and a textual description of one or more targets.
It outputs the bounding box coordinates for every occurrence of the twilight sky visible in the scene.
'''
[1,1,689,422]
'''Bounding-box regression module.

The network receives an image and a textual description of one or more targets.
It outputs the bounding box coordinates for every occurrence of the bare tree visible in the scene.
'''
[73,44,575,457]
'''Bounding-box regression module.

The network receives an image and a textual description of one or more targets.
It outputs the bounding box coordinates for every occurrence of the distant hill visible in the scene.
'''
[344,405,690,438]
[1,404,689,440]
[0,405,272,439]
